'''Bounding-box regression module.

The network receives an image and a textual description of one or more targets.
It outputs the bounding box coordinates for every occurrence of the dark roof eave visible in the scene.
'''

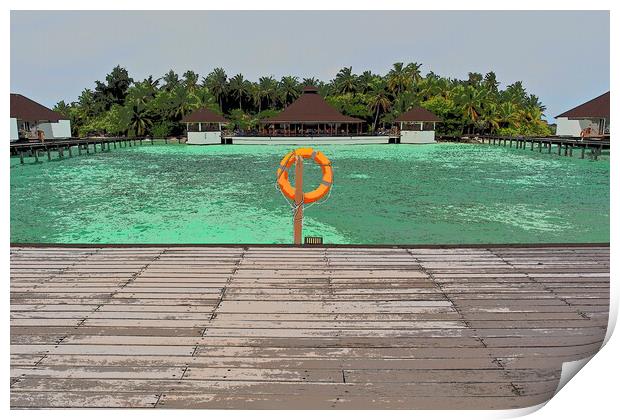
[555,91,610,119]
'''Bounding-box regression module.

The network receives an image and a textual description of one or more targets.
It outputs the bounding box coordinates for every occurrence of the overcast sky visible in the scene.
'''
[10,10,609,121]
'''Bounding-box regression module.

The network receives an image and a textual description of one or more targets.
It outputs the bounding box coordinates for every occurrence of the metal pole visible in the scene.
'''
[293,155,304,245]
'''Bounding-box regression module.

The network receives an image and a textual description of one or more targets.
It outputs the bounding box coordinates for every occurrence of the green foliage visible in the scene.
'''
[61,64,551,138]
[226,109,253,131]
[151,121,174,138]
[78,104,127,137]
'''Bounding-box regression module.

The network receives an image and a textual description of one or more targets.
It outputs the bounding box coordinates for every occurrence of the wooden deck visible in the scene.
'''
[10,245,609,409]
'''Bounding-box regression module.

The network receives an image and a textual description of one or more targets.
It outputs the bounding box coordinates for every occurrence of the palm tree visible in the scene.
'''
[405,62,423,84]
[126,104,152,136]
[467,72,483,87]
[387,62,411,97]
[357,71,375,94]
[183,70,199,92]
[483,71,499,92]
[504,81,527,105]
[258,76,278,108]
[480,103,501,134]
[302,77,320,87]
[143,75,160,92]
[170,87,195,120]
[53,100,71,118]
[498,102,520,128]
[279,76,300,106]
[458,86,487,134]
[229,74,248,110]
[162,70,180,91]
[203,68,228,112]
[368,83,392,131]
[334,67,357,95]
[250,82,264,113]
[127,82,156,107]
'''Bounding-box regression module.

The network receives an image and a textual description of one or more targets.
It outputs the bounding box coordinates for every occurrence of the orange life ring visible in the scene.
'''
[277,147,333,204]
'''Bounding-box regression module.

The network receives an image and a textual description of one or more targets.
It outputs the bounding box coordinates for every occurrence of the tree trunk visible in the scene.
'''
[373,107,380,132]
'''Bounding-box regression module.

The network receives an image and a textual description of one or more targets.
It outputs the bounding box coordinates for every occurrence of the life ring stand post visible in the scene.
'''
[293,155,304,245]
[276,147,333,245]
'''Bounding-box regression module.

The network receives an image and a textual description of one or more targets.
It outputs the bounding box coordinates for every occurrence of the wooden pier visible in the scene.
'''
[476,136,610,160]
[9,137,183,165]
[10,244,609,409]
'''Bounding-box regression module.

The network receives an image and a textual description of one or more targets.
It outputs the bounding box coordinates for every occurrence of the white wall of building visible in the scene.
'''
[38,120,72,139]
[555,117,600,137]
[400,130,436,144]
[187,131,222,145]
[10,118,19,141]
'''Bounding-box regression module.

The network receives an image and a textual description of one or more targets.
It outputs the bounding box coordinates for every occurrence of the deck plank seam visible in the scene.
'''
[11,247,100,294]
[10,246,610,409]
[204,247,246,339]
[11,249,106,379]
[28,250,166,373]
[488,248,592,320]
[405,249,472,330]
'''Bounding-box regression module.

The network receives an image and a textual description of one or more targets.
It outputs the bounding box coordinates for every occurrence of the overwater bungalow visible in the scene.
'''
[394,106,441,144]
[555,91,610,138]
[181,107,228,145]
[229,86,391,145]
[10,93,71,142]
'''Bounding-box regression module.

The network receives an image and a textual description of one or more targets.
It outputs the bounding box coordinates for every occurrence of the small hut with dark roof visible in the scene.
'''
[181,107,228,145]
[394,106,441,144]
[260,86,364,137]
[555,92,610,137]
[10,93,71,141]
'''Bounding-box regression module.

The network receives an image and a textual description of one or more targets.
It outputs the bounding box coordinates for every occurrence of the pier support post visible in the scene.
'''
[34,150,39,163]
[548,143,551,154]
[293,155,304,245]
[19,151,24,164]
[47,149,51,161]
[538,141,542,152]
[569,145,573,157]
[68,146,72,158]
[78,145,82,155]
[530,140,534,151]
[509,139,512,148]
[140,139,143,146]
[581,146,585,159]
[59,147,63,159]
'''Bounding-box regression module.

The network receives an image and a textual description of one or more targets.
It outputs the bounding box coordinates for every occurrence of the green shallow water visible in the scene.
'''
[10,143,609,244]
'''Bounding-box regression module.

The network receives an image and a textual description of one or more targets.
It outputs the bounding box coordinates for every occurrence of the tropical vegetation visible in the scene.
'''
[54,64,553,137]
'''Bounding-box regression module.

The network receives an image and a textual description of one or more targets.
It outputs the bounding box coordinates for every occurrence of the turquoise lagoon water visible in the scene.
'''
[10,143,609,244]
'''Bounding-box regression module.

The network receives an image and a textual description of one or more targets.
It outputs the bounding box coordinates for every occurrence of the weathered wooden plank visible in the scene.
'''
[9,245,608,410]
[11,391,159,408]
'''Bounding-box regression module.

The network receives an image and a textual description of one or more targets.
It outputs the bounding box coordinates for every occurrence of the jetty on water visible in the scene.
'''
[10,244,609,409]
[473,136,610,160]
